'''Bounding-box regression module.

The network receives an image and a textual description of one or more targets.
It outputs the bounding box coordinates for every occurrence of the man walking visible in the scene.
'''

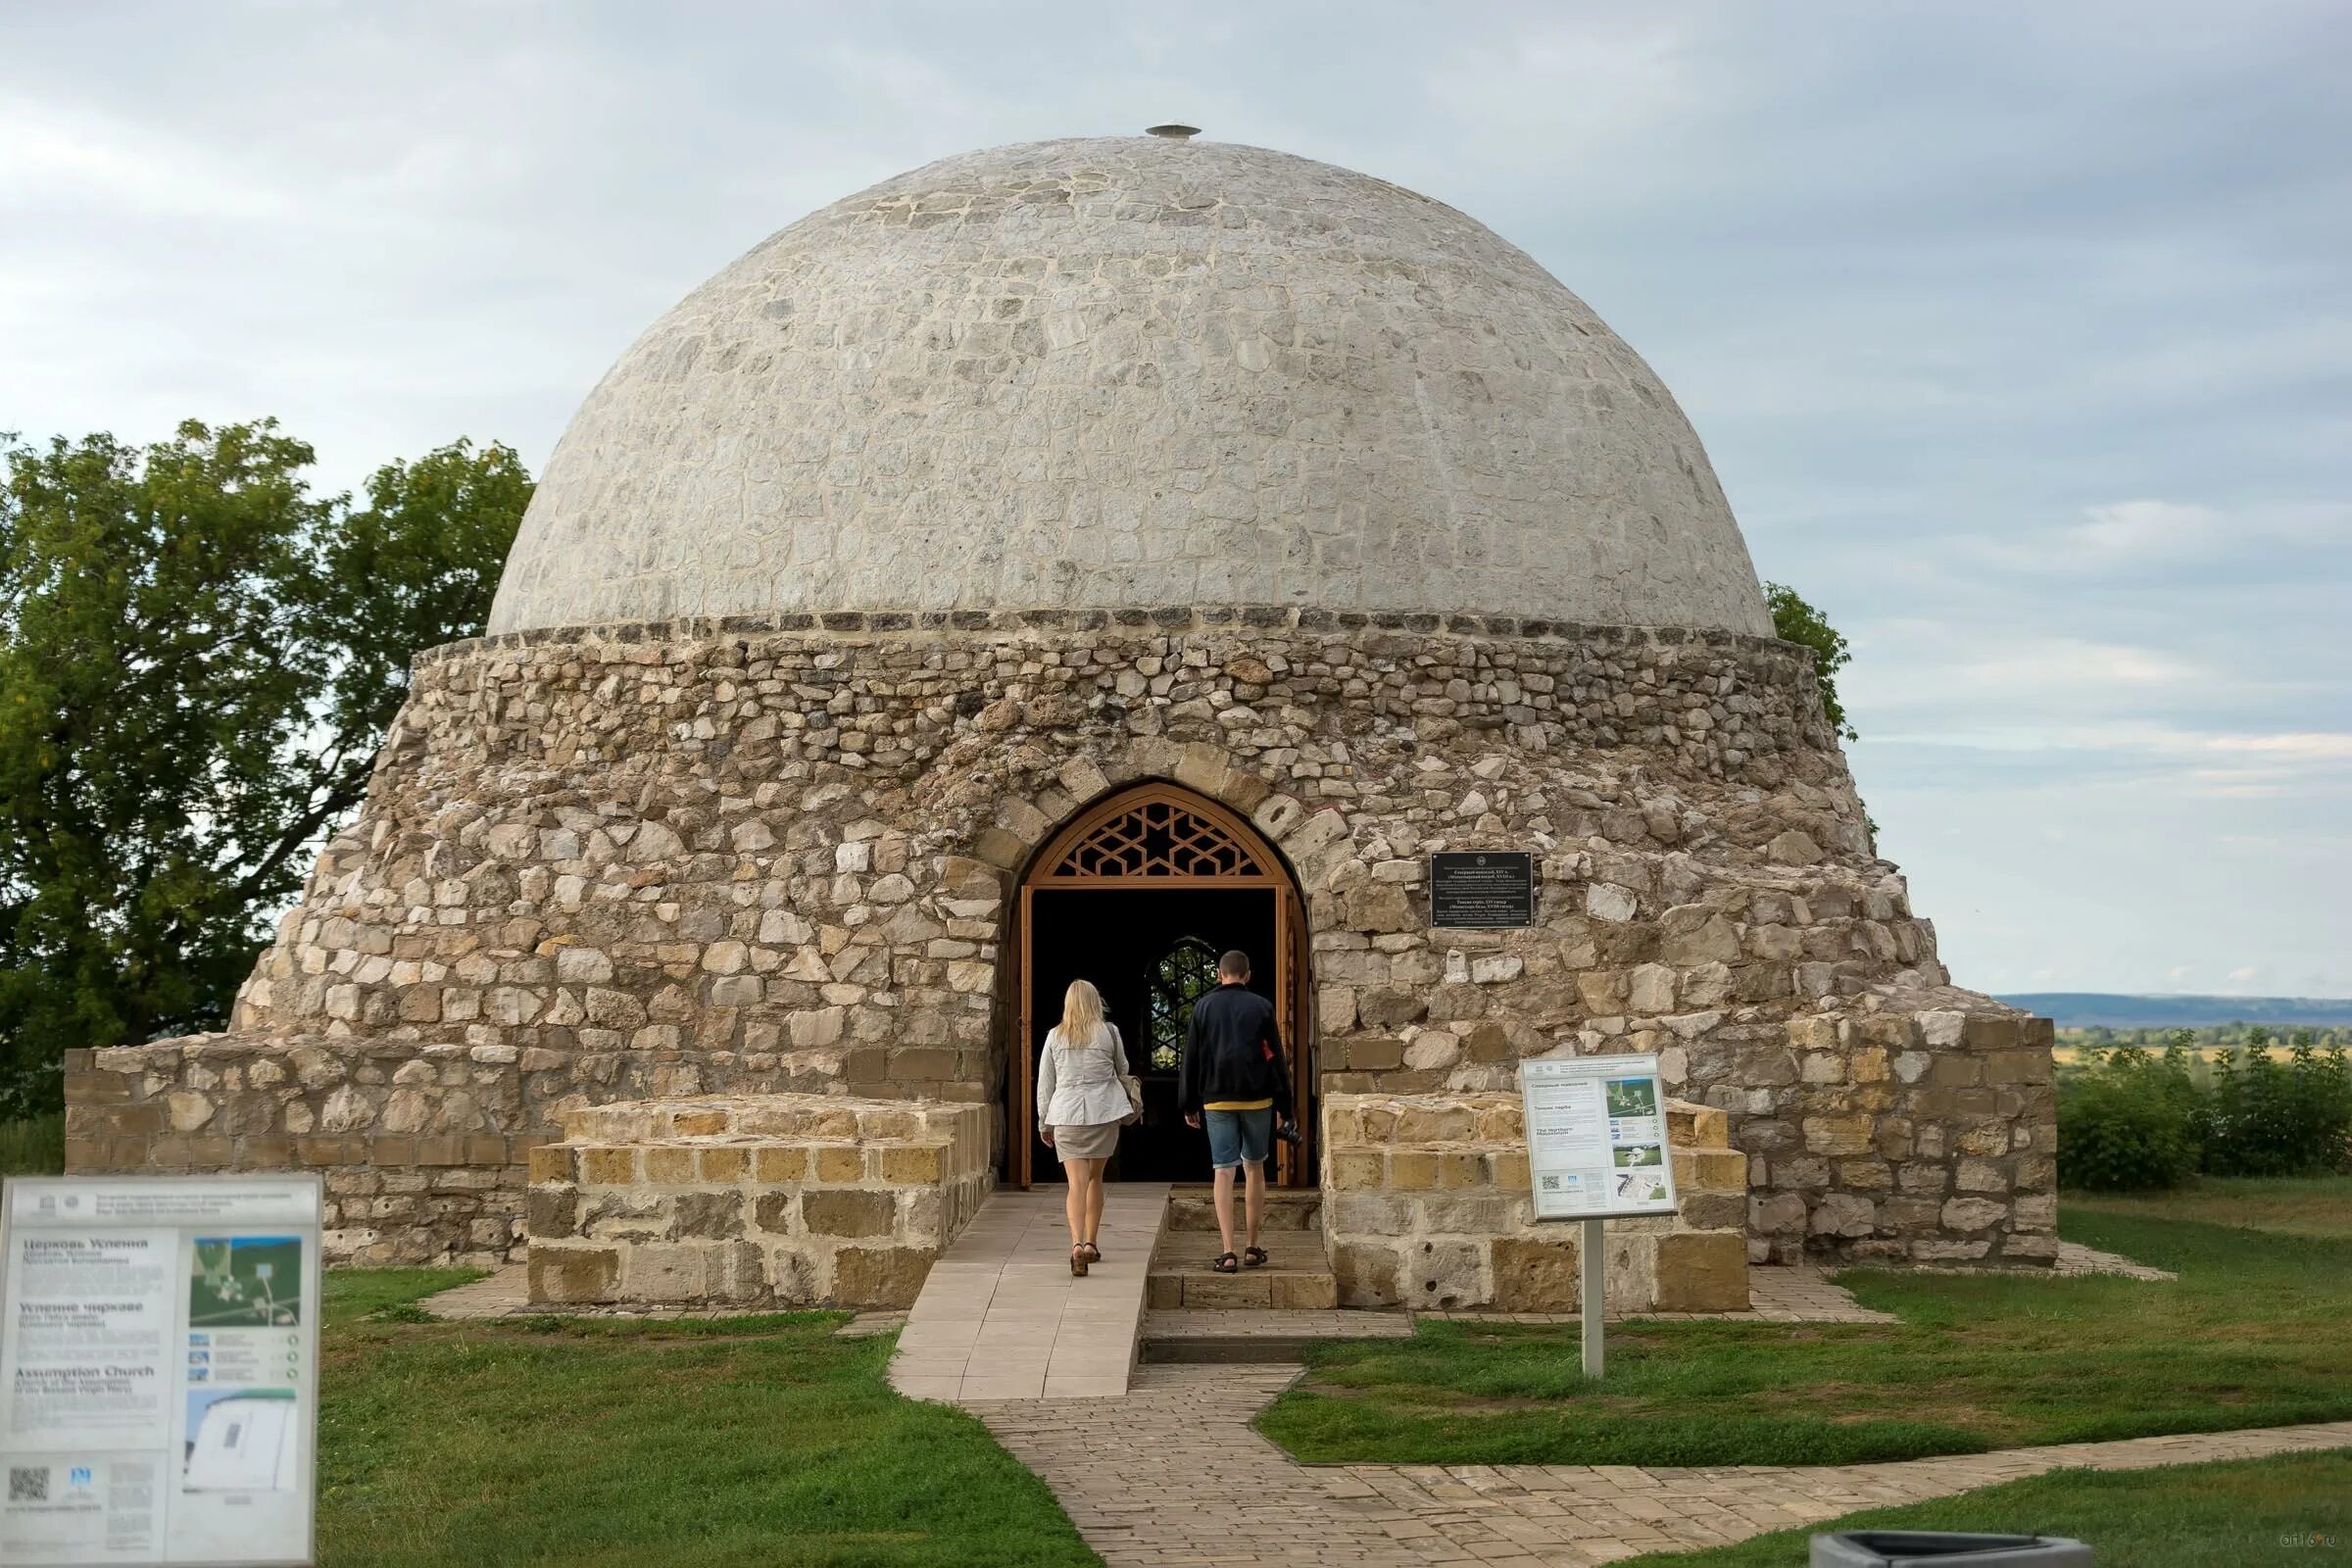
[1179,950,1294,1273]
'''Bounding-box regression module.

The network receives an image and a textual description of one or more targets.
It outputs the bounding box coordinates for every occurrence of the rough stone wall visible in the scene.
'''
[526,1095,989,1308]
[67,608,2053,1269]
[1322,1093,1749,1311]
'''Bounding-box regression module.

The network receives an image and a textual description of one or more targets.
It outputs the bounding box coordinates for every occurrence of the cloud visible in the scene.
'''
[0,0,2344,996]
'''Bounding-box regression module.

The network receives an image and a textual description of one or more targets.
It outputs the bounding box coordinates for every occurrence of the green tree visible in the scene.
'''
[0,420,530,1109]
[1764,581,1857,741]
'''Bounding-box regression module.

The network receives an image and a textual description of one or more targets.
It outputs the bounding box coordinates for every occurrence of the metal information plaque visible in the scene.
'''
[0,1176,322,1567]
[1429,851,1536,928]
[1519,1054,1680,1221]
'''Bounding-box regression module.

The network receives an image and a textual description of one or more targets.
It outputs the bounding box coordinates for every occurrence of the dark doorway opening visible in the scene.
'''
[1009,782,1313,1190]
[1027,885,1278,1184]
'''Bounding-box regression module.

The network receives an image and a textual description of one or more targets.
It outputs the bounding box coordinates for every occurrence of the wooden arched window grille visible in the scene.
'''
[1032,788,1281,886]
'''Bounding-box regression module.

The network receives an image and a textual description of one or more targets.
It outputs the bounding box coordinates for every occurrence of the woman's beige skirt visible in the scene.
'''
[1052,1121,1122,1161]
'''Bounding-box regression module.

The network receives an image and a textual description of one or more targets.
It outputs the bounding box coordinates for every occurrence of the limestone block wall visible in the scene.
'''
[1322,1092,1749,1312]
[66,608,2053,1269]
[526,1095,988,1308]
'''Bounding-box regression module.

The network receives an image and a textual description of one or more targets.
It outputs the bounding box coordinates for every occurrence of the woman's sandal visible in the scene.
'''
[1211,1251,1240,1274]
[1242,1246,1268,1268]
[1069,1245,1089,1278]
[1079,1242,1102,1264]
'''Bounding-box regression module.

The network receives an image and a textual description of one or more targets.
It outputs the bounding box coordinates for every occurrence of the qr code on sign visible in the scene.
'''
[9,1465,48,1501]
[1539,1174,1562,1192]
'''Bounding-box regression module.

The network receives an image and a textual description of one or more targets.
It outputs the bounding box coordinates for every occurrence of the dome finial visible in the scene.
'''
[1145,123,1200,140]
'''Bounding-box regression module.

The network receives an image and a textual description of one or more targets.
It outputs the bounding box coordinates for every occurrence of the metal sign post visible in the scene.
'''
[1581,1216,1606,1377]
[1517,1054,1679,1384]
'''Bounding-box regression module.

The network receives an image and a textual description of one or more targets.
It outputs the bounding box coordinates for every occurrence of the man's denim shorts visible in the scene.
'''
[1204,1106,1275,1169]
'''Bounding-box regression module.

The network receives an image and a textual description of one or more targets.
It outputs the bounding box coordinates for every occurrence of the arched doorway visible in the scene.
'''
[1011,782,1313,1188]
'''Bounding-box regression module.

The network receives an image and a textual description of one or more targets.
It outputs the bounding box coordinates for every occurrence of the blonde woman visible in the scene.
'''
[1036,979,1138,1275]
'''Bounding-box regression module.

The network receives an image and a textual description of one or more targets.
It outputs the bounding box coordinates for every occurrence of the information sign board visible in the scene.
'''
[1519,1054,1679,1221]
[1430,851,1536,928]
[0,1176,321,1566]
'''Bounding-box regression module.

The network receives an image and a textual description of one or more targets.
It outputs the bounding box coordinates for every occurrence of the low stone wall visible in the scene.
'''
[1744,993,2059,1266]
[62,1037,534,1265]
[1321,1091,1749,1312]
[525,1095,989,1308]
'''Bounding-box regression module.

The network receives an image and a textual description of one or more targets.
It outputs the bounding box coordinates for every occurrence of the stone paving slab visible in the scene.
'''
[975,1364,2352,1567]
[889,1183,1169,1402]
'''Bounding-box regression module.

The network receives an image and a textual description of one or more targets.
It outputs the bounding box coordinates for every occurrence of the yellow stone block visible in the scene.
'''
[579,1147,635,1185]
[880,1144,945,1184]
[1388,1151,1440,1190]
[1654,1231,1749,1312]
[671,1109,729,1136]
[699,1147,750,1182]
[1672,1148,1746,1192]
[754,1146,807,1182]
[526,1145,576,1184]
[814,1146,865,1183]
[1436,1152,1486,1190]
[1329,1150,1384,1190]
[1491,1151,1530,1190]
[642,1147,694,1184]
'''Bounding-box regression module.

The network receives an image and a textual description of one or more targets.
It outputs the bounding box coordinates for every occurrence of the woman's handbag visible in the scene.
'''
[1118,1071,1145,1127]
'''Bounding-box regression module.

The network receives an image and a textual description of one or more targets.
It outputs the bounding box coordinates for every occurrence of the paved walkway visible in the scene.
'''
[888,1183,1169,1402]
[976,1366,2352,1567]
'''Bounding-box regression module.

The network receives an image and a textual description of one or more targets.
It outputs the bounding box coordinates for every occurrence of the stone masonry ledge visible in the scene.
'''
[1321,1090,1749,1314]
[527,1093,990,1311]
[417,606,1809,668]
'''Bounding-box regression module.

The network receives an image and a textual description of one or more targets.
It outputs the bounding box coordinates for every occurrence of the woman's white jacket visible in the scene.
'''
[1036,1025,1132,1127]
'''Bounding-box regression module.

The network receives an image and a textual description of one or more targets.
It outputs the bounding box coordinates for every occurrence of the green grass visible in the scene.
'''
[0,1113,64,1176]
[317,1271,1096,1567]
[2066,1174,2352,1239]
[1617,1448,2352,1566]
[1257,1206,2352,1468]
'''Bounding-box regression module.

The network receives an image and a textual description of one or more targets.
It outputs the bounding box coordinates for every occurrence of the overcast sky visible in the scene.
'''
[4,2,2345,998]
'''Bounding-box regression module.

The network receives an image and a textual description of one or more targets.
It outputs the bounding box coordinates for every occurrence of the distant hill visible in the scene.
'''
[1998,994,2352,1029]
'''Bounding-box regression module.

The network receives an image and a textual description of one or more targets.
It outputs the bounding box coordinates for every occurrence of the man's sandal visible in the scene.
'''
[1242,1246,1268,1268]
[1211,1252,1240,1273]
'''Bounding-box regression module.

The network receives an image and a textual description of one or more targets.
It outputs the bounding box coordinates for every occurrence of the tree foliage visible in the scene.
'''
[2057,1029,2352,1190]
[0,420,529,1108]
[1764,581,1857,741]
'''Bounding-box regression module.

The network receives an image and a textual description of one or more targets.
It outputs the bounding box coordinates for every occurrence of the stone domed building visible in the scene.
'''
[66,134,2056,1312]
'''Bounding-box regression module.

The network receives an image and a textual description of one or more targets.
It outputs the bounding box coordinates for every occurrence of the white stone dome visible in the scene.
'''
[487,136,1773,638]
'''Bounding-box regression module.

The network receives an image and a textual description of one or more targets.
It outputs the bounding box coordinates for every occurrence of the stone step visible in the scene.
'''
[1147,1221,1337,1309]
[1139,1307,1411,1363]
[1162,1185,1322,1232]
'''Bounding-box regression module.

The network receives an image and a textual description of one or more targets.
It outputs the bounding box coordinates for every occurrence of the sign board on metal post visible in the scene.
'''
[1429,852,1536,928]
[1518,1054,1678,1379]
[0,1176,322,1566]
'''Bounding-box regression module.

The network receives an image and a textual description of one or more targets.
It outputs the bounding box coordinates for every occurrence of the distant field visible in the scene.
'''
[2002,992,2352,1029]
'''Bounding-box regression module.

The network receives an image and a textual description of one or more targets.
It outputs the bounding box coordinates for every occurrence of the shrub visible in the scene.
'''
[2203,1029,2352,1177]
[2058,1044,2202,1191]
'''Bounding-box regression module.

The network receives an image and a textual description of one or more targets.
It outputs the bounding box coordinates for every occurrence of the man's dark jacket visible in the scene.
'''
[1178,983,1292,1118]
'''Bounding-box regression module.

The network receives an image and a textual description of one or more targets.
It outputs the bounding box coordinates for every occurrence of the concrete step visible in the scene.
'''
[1163,1185,1322,1231]
[1139,1307,1412,1363]
[1147,1217,1337,1309]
